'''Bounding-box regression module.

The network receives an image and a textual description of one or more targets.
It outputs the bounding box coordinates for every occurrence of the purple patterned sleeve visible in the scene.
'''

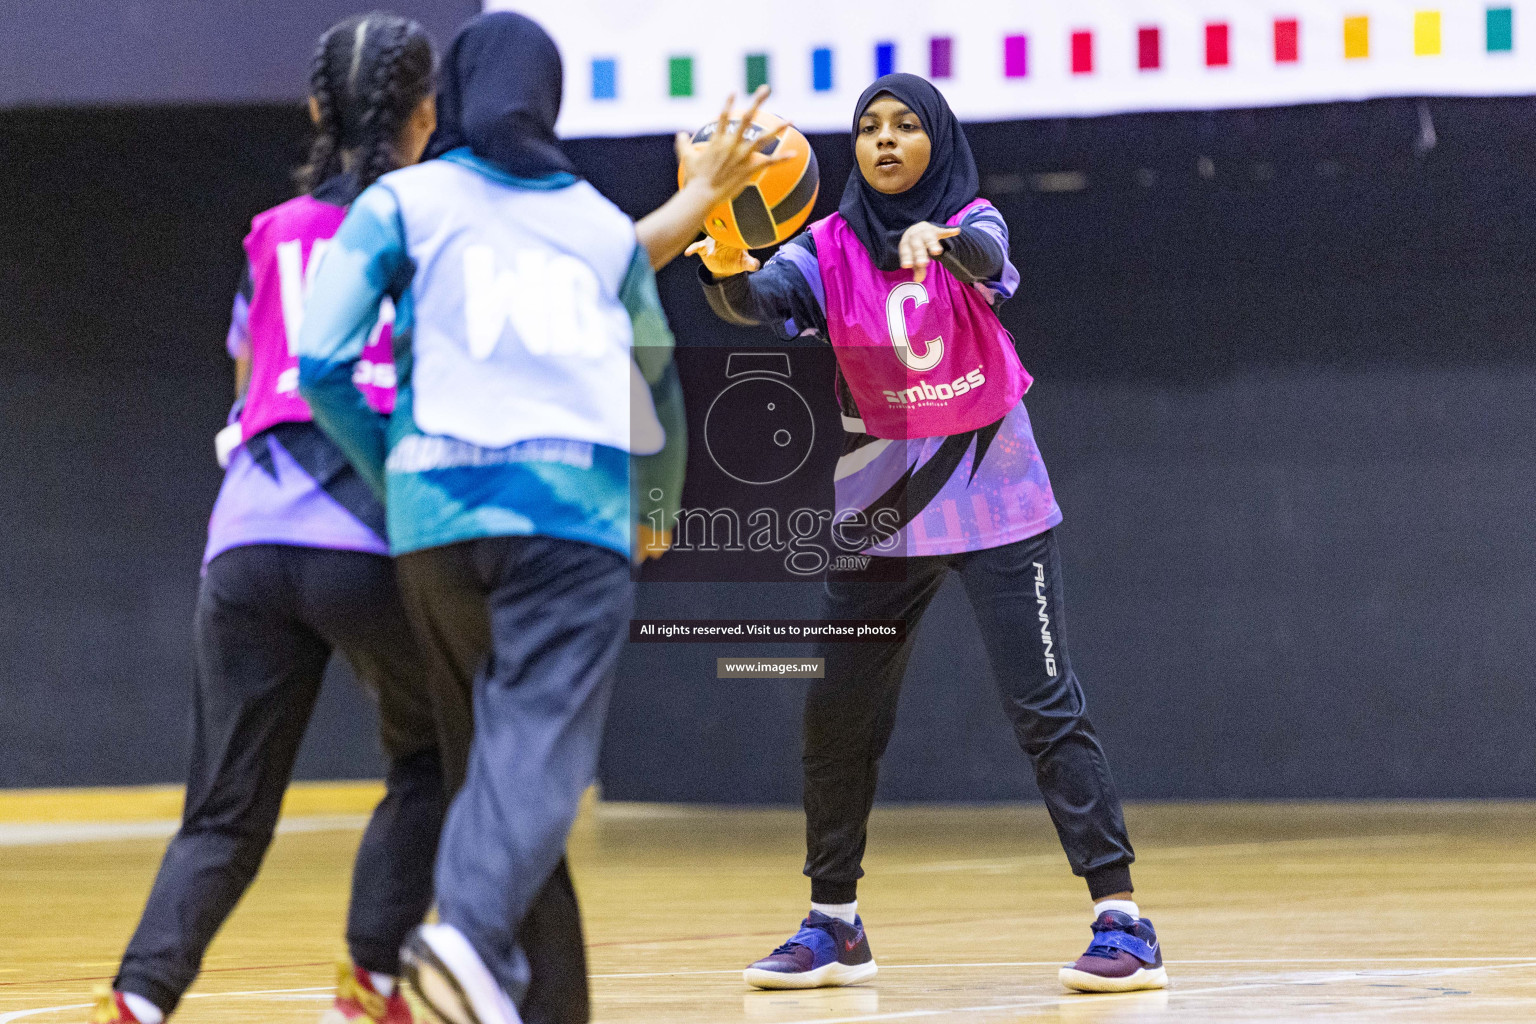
[698,233,828,339]
[770,240,825,312]
[226,261,253,359]
[226,292,251,359]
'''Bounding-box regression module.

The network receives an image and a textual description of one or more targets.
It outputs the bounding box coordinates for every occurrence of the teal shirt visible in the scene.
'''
[297,150,685,560]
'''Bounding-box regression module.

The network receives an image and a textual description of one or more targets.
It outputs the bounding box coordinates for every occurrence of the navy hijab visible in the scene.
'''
[838,74,978,271]
[424,12,578,178]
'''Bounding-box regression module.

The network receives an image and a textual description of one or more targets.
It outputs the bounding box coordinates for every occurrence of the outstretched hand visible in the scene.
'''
[637,86,797,271]
[685,236,761,278]
[899,222,962,283]
[674,85,793,208]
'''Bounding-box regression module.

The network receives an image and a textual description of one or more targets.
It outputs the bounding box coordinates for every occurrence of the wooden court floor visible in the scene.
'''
[2,792,1535,1023]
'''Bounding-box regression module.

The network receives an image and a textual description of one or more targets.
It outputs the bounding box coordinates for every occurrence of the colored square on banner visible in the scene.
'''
[876,41,895,77]
[1004,34,1028,78]
[1415,11,1442,55]
[1206,22,1230,66]
[1344,16,1369,59]
[746,53,770,91]
[592,58,616,100]
[668,56,693,98]
[930,37,953,78]
[1139,27,1161,70]
[1488,7,1514,51]
[1071,30,1093,74]
[812,47,833,91]
[1275,18,1300,62]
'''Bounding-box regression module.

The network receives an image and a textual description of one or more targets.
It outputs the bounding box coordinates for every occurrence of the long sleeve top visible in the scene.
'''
[297,150,685,560]
[697,202,1062,558]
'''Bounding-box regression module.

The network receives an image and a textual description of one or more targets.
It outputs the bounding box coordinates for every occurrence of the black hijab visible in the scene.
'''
[837,74,978,271]
[423,12,578,178]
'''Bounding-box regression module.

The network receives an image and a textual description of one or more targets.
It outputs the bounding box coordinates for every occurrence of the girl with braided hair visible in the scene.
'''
[93,13,442,1024]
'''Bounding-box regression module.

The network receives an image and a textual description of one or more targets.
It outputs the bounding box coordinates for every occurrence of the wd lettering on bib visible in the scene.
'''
[810,200,1029,440]
[462,246,618,361]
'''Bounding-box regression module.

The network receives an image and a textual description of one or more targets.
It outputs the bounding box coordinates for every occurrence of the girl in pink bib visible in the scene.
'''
[808,198,1029,440]
[97,17,449,1024]
[697,74,1168,996]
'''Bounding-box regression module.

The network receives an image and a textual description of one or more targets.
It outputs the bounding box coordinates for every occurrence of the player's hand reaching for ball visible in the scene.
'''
[686,236,760,278]
[638,85,795,271]
[899,222,961,284]
[674,85,791,207]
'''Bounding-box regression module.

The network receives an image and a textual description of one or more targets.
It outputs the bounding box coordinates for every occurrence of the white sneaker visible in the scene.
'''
[402,924,522,1024]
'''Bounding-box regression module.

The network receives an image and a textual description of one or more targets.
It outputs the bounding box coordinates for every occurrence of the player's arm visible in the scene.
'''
[214,263,256,468]
[694,233,828,339]
[619,245,686,561]
[230,263,254,399]
[936,203,1018,303]
[296,184,410,500]
[635,85,790,271]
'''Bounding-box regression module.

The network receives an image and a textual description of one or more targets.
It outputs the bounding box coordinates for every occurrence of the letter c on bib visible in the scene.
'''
[885,281,943,372]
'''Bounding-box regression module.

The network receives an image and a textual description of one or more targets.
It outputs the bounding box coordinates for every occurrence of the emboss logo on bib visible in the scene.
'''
[462,245,615,361]
[882,366,986,406]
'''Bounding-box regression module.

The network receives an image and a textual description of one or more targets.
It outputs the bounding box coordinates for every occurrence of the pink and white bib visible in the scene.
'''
[809,199,1030,440]
[240,195,395,441]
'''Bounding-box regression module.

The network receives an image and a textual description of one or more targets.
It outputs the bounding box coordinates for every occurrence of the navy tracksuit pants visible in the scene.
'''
[803,529,1137,903]
[115,544,445,1015]
[397,536,633,1024]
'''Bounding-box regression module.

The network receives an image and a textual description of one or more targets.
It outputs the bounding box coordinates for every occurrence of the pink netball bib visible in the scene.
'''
[810,200,1029,439]
[240,195,395,441]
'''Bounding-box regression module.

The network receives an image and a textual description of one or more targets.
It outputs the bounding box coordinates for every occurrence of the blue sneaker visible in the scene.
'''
[1059,910,1168,993]
[743,911,878,990]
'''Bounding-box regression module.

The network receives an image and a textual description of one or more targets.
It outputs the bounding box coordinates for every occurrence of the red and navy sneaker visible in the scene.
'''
[743,910,878,990]
[1059,910,1168,993]
[319,962,414,1024]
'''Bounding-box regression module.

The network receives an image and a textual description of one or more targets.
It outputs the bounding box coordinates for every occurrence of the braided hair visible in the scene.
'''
[296,12,434,195]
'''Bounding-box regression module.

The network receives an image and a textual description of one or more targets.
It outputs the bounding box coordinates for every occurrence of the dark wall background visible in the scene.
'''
[0,2,480,106]
[3,98,1534,798]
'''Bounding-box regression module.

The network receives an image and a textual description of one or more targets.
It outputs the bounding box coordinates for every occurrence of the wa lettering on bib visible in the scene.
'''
[386,160,663,455]
[810,202,1029,440]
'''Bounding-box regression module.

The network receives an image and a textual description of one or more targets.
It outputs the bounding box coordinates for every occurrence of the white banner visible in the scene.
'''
[486,1,1536,137]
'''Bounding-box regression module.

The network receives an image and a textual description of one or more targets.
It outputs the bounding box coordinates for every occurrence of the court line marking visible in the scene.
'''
[586,916,988,949]
[7,961,1535,1023]
[0,962,333,989]
[0,988,330,1024]
[0,816,370,848]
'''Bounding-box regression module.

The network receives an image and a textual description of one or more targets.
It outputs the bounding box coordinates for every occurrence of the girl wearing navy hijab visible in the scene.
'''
[299,12,786,1024]
[696,74,1167,994]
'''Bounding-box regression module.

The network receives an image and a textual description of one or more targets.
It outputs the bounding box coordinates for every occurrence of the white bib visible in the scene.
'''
[385,159,664,454]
